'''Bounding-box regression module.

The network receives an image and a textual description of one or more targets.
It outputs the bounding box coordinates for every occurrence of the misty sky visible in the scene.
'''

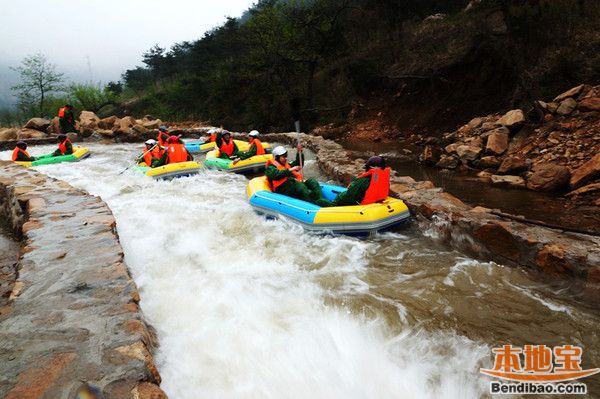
[0,0,256,86]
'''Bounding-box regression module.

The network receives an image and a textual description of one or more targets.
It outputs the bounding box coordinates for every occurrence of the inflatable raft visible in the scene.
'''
[247,176,410,236]
[186,139,271,154]
[136,161,202,180]
[14,147,90,167]
[204,150,271,174]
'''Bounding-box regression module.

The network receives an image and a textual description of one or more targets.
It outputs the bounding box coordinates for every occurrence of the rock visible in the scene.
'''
[17,128,46,139]
[556,98,577,115]
[444,143,459,154]
[0,127,18,141]
[478,156,502,169]
[480,121,498,131]
[465,136,483,148]
[486,10,507,34]
[97,129,115,138]
[142,119,162,130]
[578,97,600,112]
[435,155,459,169]
[473,222,520,261]
[535,244,573,276]
[553,84,585,102]
[497,109,525,130]
[527,163,570,192]
[498,156,529,174]
[456,145,482,161]
[486,131,509,155]
[98,116,117,130]
[79,110,100,129]
[467,117,483,129]
[570,153,600,189]
[491,175,526,188]
[476,171,492,181]
[481,126,509,141]
[24,118,51,132]
[132,382,168,399]
[47,117,60,134]
[566,182,600,197]
[132,124,149,135]
[422,145,441,164]
[113,116,136,134]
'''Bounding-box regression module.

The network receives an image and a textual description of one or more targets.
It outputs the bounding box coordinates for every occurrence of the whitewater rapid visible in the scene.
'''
[0,143,512,398]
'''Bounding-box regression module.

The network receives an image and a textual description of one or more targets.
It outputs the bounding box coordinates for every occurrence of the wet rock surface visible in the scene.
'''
[0,162,165,399]
[264,132,600,282]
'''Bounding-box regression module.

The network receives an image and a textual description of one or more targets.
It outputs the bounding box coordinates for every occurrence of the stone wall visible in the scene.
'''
[264,133,600,285]
[0,162,166,399]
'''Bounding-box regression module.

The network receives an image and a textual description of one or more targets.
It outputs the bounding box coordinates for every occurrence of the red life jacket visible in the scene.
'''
[166,143,189,164]
[209,133,217,142]
[251,138,265,155]
[12,147,31,161]
[58,107,66,118]
[58,138,72,155]
[158,132,170,147]
[219,139,235,157]
[265,159,302,191]
[357,168,390,205]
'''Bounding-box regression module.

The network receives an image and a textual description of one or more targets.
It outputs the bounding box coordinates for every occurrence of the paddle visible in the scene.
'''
[118,143,158,175]
[291,97,304,176]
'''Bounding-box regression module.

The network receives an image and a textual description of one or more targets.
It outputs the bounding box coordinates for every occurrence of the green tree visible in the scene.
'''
[10,53,65,118]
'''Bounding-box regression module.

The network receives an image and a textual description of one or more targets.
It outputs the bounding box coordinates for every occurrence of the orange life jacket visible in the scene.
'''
[356,168,390,205]
[142,145,163,166]
[58,107,66,118]
[158,132,170,147]
[166,143,189,164]
[219,139,235,157]
[12,147,31,161]
[209,133,217,142]
[265,159,302,191]
[58,138,72,155]
[251,138,265,155]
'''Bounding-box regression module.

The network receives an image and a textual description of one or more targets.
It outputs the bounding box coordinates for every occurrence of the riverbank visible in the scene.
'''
[0,162,165,399]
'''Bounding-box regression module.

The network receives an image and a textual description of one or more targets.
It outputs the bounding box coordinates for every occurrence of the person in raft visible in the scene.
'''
[138,139,164,167]
[216,130,240,160]
[52,134,73,156]
[12,141,36,162]
[236,130,266,160]
[266,145,331,207]
[154,135,193,166]
[202,128,218,143]
[157,125,170,147]
[326,155,391,206]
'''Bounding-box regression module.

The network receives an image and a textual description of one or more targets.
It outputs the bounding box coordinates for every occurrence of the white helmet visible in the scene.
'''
[145,139,156,146]
[272,146,287,157]
[249,130,260,137]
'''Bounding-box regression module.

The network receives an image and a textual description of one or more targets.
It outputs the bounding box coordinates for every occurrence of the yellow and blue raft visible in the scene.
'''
[247,176,410,236]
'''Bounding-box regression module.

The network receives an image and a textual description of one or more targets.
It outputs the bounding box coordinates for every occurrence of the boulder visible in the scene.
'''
[422,145,441,164]
[553,84,585,102]
[98,116,117,130]
[142,119,162,130]
[113,116,136,134]
[0,127,18,141]
[444,142,460,154]
[477,156,502,169]
[481,126,509,141]
[556,98,577,115]
[97,129,115,138]
[498,156,529,174]
[480,121,498,131]
[578,97,600,112]
[527,163,570,192]
[491,175,526,188]
[497,109,525,130]
[47,117,60,134]
[435,155,459,169]
[24,118,51,132]
[486,131,509,155]
[132,124,149,135]
[17,128,46,139]
[535,244,574,277]
[79,110,100,129]
[570,153,600,189]
[456,145,482,161]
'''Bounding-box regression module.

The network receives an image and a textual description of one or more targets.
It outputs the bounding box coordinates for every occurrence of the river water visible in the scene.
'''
[2,143,599,398]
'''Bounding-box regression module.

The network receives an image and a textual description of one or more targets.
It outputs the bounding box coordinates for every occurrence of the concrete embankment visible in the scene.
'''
[264,133,600,285]
[0,161,166,399]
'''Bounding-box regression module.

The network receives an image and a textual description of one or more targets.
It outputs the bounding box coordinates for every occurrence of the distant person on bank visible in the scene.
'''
[236,130,266,160]
[58,104,78,133]
[12,141,36,162]
[325,155,390,206]
[154,135,193,166]
[216,130,240,160]
[266,145,332,207]
[52,134,73,156]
